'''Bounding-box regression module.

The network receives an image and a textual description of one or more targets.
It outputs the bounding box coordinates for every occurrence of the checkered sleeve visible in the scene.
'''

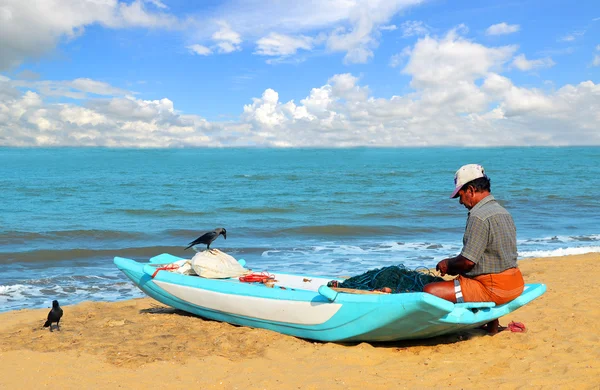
[460,215,489,264]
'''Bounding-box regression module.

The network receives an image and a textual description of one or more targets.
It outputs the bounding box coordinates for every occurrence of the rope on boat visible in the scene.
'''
[151,263,180,278]
[239,272,275,283]
[328,264,444,293]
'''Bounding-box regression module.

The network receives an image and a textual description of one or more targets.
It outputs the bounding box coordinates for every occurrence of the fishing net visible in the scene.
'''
[329,264,444,293]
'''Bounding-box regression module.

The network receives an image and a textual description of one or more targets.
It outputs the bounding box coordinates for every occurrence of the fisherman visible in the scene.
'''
[423,164,524,334]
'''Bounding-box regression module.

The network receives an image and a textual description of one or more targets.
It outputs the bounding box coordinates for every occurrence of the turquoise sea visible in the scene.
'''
[1,147,599,312]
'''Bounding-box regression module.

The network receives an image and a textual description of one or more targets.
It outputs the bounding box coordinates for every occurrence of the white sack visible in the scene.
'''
[172,259,196,275]
[191,249,249,279]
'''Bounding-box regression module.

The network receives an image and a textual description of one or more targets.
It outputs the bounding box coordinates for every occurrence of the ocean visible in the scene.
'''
[1,147,599,313]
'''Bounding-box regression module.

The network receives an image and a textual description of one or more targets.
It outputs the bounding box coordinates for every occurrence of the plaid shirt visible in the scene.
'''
[460,195,518,277]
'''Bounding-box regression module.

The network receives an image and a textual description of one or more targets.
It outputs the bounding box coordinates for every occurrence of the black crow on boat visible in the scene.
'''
[185,228,227,251]
[43,300,63,332]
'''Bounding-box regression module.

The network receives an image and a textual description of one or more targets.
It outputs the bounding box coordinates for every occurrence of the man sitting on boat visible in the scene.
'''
[423,164,524,334]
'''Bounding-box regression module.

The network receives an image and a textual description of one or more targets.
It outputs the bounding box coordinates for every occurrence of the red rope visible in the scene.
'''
[151,264,180,278]
[239,272,274,283]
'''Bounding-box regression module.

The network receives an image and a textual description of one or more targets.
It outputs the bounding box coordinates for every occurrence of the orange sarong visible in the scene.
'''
[457,267,524,305]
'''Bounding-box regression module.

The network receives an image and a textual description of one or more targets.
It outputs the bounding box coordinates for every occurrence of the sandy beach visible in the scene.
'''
[1,253,599,389]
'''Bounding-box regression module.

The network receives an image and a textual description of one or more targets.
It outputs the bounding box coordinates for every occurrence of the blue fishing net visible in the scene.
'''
[328,264,444,293]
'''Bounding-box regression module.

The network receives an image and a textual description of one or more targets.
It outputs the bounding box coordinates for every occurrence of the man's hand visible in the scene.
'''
[436,255,476,277]
[436,259,449,276]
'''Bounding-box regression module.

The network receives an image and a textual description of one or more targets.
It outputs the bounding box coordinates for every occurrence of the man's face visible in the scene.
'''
[457,187,474,210]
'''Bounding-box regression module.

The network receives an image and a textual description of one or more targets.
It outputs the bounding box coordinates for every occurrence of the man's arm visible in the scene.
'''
[436,255,475,277]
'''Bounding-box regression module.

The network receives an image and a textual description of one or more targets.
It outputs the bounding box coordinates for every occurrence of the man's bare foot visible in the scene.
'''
[479,319,506,335]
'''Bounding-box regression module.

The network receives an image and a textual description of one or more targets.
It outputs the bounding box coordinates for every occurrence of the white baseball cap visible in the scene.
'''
[450,164,486,198]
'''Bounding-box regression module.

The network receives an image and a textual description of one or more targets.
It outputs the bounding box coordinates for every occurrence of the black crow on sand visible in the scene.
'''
[43,300,63,332]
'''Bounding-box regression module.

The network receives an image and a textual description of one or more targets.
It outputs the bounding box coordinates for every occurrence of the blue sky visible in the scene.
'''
[0,0,599,147]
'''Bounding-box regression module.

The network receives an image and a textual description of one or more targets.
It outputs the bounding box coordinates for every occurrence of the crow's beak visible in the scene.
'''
[223,233,227,239]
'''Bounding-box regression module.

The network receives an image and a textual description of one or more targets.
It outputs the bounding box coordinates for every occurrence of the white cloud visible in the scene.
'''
[402,28,517,88]
[0,0,179,71]
[144,0,168,9]
[0,80,212,147]
[593,55,600,67]
[187,44,213,56]
[329,73,369,102]
[115,0,177,28]
[559,30,585,42]
[211,21,242,54]
[389,46,412,68]
[400,20,430,38]
[322,0,423,64]
[186,20,243,56]
[187,20,242,56]
[15,70,41,80]
[511,54,555,71]
[3,27,600,147]
[243,89,288,128]
[1,0,425,66]
[71,78,128,96]
[389,54,401,68]
[482,74,554,116]
[60,106,107,126]
[486,22,520,36]
[9,78,129,100]
[255,33,314,57]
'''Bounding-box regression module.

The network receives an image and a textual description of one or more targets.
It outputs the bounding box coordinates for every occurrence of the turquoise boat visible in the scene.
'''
[114,253,546,342]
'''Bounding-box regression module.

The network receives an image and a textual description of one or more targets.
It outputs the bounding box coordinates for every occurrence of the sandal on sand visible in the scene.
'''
[508,321,526,332]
